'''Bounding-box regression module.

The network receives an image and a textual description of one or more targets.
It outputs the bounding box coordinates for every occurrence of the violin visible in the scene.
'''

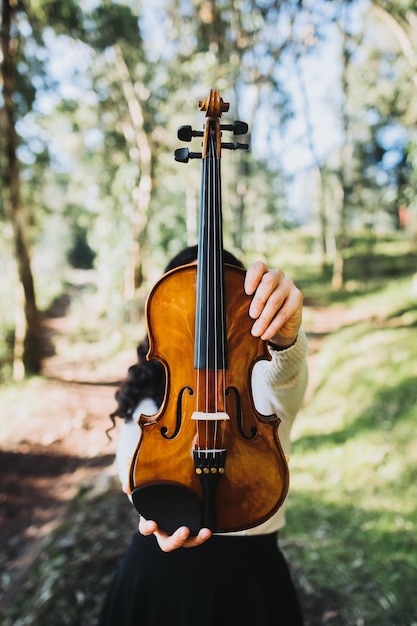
[128,89,289,534]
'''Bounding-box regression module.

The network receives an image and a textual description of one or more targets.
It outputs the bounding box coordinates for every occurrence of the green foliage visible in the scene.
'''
[29,0,85,37]
[89,3,142,51]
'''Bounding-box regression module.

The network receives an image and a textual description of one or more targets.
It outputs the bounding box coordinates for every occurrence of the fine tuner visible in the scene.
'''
[174,119,249,163]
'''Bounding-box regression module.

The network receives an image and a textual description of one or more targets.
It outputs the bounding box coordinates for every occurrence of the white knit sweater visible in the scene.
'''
[116,328,308,535]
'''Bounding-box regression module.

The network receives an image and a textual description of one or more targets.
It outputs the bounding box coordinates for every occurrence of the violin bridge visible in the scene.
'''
[191,411,230,421]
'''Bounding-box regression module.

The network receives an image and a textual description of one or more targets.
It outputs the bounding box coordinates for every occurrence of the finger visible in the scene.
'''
[182,527,212,548]
[156,526,213,552]
[253,285,303,341]
[244,261,268,296]
[248,269,286,322]
[138,516,190,548]
[251,279,303,340]
[155,526,191,552]
[138,516,158,536]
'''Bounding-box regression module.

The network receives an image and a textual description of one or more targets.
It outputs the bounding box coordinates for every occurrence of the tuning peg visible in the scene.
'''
[177,125,204,142]
[174,148,202,162]
[220,121,248,136]
[221,142,249,151]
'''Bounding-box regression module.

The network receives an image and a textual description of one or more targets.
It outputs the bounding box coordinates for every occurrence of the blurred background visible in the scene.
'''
[1,1,416,625]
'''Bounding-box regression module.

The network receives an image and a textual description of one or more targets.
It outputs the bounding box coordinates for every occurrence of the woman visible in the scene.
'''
[98,245,308,626]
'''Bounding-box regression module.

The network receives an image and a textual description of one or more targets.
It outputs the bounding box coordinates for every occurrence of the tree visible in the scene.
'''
[0,0,84,377]
[1,0,42,377]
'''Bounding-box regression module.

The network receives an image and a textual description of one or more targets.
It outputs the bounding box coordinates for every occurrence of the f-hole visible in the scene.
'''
[161,386,194,439]
[226,386,257,440]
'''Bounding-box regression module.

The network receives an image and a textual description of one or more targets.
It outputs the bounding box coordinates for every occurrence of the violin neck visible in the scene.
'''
[194,121,227,371]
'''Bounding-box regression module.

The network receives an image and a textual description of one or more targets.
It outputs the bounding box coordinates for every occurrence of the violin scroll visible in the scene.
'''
[198,90,229,118]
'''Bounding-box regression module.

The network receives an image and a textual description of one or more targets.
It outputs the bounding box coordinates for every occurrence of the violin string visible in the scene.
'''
[205,133,212,457]
[214,129,226,455]
[213,132,221,455]
[195,153,205,457]
[196,129,212,458]
[216,144,227,453]
[208,128,216,456]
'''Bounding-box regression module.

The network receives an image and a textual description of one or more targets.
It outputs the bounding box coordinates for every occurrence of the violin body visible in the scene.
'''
[128,89,289,534]
[129,263,289,533]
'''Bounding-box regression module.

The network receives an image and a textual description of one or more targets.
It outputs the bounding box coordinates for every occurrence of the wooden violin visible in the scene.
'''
[128,89,289,534]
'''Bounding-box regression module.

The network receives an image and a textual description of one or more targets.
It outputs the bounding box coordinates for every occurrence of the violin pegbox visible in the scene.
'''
[174,89,249,163]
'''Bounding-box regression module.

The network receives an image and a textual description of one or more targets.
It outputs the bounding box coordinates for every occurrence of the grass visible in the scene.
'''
[0,477,138,626]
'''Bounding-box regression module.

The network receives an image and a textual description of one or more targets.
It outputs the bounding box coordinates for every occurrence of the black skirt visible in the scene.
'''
[97,531,304,626]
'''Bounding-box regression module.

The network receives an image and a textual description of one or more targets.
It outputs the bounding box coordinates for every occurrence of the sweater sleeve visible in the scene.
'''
[115,398,158,489]
[251,328,308,455]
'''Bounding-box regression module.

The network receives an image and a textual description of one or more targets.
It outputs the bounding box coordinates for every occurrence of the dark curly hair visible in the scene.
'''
[109,245,244,430]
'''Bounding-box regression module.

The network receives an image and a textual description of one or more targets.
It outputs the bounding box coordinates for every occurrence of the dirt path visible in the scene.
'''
[0,295,137,605]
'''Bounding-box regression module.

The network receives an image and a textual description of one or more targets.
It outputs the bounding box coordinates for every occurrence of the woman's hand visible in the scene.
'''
[138,516,212,552]
[245,261,303,347]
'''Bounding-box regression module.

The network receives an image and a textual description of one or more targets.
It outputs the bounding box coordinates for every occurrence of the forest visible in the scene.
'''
[1,0,417,625]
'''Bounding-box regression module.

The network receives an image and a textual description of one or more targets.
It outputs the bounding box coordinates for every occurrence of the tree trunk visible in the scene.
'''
[1,0,42,376]
[113,44,153,302]
[332,13,354,292]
